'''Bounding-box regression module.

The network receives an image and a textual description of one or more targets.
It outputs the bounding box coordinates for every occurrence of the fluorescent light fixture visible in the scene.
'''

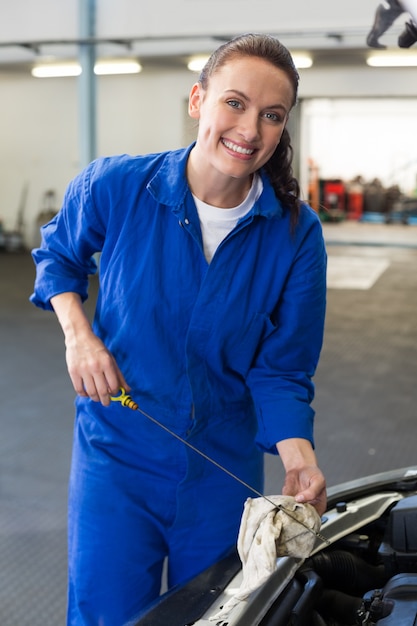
[94,60,142,75]
[32,59,142,78]
[187,52,313,72]
[367,52,417,67]
[31,63,81,78]
[291,53,313,69]
[187,56,210,72]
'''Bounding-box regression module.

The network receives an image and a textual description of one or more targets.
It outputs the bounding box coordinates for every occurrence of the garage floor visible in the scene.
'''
[1,221,416,625]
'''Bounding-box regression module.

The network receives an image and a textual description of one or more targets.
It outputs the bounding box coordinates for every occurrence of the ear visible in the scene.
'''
[188,82,202,119]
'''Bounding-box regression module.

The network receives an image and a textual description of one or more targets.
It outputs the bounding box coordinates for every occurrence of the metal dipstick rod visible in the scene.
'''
[110,387,330,546]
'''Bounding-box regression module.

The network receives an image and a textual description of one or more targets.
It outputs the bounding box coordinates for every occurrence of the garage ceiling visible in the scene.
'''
[0,29,411,74]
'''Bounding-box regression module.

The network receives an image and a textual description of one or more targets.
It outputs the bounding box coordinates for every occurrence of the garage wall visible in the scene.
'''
[1,62,417,247]
[0,68,193,246]
[1,0,416,245]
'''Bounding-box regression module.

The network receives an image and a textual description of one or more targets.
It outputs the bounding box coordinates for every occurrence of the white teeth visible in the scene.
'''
[222,140,254,155]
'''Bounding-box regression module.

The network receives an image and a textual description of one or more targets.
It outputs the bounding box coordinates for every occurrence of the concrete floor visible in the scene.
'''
[1,221,417,625]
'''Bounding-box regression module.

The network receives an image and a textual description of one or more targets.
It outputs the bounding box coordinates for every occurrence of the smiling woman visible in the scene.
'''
[189,34,301,222]
[187,55,295,208]
[30,33,327,626]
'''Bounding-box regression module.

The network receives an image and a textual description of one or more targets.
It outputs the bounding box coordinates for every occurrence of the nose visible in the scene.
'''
[238,111,261,143]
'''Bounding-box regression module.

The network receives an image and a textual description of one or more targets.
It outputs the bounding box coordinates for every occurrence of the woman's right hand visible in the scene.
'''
[50,292,129,406]
[65,328,129,406]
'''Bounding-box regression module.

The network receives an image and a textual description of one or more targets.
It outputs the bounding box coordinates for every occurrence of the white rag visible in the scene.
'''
[209,495,321,623]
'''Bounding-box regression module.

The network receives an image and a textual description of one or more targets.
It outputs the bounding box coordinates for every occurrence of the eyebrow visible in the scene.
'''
[224,89,289,114]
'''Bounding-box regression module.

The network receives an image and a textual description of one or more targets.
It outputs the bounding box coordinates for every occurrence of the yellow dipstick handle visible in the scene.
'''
[110,387,139,411]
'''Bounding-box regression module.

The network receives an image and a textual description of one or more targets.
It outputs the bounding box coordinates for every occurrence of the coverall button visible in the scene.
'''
[184,218,190,225]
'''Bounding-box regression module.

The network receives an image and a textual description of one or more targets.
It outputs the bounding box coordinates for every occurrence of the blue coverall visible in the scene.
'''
[31,143,327,625]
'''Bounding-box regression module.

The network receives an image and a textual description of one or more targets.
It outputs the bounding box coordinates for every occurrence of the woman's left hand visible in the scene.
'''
[282,465,327,516]
[276,438,327,516]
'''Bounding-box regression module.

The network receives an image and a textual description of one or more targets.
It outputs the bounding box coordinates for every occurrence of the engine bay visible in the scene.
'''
[261,494,417,625]
[134,469,417,626]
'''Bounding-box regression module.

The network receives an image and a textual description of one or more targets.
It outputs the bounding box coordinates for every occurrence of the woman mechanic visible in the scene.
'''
[31,33,327,626]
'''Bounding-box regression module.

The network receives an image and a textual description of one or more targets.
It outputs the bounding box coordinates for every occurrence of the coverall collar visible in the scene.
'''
[146,143,284,223]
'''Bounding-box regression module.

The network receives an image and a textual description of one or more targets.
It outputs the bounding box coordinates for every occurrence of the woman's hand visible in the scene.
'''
[282,465,327,517]
[51,292,129,406]
[65,329,129,406]
[277,438,327,516]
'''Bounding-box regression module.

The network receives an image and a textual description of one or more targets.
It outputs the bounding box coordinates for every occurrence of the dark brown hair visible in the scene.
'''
[199,33,302,226]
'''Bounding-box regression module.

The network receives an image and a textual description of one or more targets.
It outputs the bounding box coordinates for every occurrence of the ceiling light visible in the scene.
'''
[187,55,210,72]
[367,52,417,67]
[31,59,142,78]
[291,54,313,69]
[94,60,142,75]
[31,63,81,78]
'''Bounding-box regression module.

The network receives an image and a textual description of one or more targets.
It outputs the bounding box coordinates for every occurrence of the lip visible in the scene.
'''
[221,138,257,158]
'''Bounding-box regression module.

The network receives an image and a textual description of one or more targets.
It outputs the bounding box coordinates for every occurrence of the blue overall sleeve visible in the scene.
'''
[246,211,327,453]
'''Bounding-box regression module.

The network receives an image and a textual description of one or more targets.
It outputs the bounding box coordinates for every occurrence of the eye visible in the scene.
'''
[263,111,283,123]
[226,99,243,110]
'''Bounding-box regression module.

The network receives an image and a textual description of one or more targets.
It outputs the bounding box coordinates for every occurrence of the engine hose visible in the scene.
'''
[315,588,364,626]
[309,550,388,594]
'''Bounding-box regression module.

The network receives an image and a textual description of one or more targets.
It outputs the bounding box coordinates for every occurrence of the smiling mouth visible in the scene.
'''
[222,139,255,155]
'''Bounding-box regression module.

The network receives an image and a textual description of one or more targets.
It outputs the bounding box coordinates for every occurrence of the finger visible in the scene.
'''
[69,372,89,397]
[79,372,112,406]
[93,376,113,406]
[118,372,131,392]
[104,363,130,395]
[295,489,327,516]
[80,374,100,403]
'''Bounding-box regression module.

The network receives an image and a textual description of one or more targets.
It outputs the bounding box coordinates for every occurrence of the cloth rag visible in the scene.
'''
[209,495,321,623]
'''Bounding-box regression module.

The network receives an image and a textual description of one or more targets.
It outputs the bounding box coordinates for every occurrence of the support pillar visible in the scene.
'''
[78,0,97,168]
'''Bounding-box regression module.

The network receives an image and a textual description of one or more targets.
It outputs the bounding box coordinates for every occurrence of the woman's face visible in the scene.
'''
[189,55,295,182]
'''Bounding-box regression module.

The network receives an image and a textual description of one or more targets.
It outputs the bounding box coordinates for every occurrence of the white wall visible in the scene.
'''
[0,68,193,246]
[0,75,79,244]
[1,63,417,247]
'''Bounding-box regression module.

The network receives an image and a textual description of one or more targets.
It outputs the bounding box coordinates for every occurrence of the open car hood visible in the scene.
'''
[134,466,417,626]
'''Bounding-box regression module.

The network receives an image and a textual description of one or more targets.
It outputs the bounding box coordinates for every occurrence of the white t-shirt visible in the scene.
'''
[193,175,263,263]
